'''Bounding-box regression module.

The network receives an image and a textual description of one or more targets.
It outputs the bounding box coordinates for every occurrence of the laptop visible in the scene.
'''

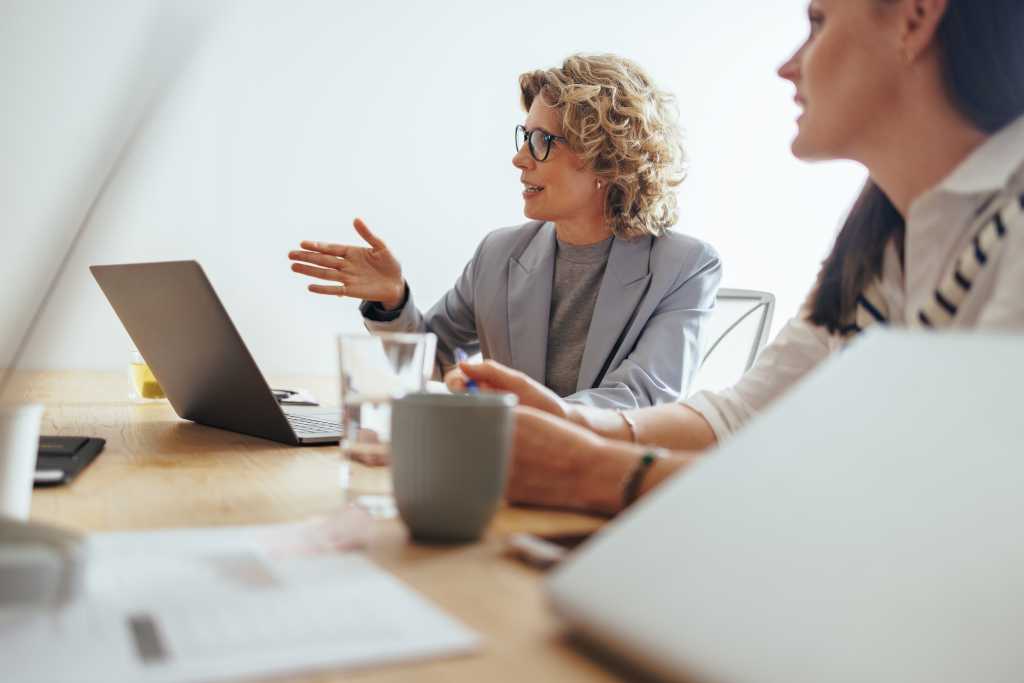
[547,330,1024,683]
[91,260,342,445]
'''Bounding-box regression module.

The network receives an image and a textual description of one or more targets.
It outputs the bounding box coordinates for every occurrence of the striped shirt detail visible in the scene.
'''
[934,289,957,316]
[846,191,1022,336]
[858,294,888,323]
[915,193,1020,329]
[953,269,972,290]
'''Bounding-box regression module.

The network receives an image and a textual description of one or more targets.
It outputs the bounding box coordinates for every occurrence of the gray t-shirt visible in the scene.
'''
[544,236,614,397]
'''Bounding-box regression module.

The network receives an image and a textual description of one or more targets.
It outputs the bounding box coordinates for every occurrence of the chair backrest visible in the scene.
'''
[688,288,775,396]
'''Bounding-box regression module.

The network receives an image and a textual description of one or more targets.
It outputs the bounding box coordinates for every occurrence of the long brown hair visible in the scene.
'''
[807,0,1024,333]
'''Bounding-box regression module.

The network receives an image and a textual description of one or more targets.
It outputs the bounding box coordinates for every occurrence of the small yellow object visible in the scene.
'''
[141,380,165,399]
[130,361,166,400]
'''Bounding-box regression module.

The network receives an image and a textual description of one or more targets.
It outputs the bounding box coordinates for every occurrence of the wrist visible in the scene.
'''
[616,410,638,443]
[562,403,608,435]
[379,281,407,311]
[573,439,643,516]
[565,405,635,443]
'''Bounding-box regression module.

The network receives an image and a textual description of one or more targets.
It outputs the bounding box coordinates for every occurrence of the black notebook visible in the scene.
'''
[34,436,105,486]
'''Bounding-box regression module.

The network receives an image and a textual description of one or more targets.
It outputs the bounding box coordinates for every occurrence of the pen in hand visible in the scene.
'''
[454,348,479,394]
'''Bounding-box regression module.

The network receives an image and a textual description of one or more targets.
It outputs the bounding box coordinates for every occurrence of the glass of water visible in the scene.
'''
[338,332,436,471]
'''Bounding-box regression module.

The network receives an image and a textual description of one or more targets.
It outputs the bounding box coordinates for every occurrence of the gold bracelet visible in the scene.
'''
[617,410,638,443]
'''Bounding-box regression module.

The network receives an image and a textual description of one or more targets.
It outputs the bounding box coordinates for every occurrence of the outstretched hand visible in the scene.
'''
[289,218,405,308]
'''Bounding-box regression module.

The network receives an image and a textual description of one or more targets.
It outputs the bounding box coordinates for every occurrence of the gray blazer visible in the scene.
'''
[362,221,721,408]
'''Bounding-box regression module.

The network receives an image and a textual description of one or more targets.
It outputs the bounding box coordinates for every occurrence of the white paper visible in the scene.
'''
[0,517,479,683]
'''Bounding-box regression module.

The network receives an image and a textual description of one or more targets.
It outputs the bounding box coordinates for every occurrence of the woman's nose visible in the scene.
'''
[777,48,801,82]
[512,144,534,170]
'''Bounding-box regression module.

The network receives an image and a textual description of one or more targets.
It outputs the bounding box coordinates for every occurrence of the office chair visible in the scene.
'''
[687,288,775,396]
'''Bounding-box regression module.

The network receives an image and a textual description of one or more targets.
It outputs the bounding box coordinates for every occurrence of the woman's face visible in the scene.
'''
[778,0,905,161]
[513,96,603,225]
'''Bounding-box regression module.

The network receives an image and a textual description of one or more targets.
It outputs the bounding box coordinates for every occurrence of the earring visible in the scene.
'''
[596,180,603,189]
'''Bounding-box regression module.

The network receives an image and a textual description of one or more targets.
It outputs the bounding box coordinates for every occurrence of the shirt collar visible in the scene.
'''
[937,113,1024,196]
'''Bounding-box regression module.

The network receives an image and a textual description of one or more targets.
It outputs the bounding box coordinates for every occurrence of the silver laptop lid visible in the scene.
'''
[91,260,306,445]
[548,331,1024,683]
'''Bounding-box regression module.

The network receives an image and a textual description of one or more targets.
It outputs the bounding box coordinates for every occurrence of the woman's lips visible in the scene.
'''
[522,183,544,200]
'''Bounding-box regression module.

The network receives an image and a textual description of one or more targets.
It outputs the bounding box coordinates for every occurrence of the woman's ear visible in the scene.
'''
[899,0,948,63]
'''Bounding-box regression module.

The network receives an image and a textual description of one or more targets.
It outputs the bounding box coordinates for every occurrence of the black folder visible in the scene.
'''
[34,436,105,486]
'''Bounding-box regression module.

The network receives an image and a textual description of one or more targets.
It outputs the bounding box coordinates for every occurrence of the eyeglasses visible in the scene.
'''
[515,124,568,162]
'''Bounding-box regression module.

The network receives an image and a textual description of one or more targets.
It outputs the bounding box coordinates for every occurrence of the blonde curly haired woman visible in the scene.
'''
[289,54,720,416]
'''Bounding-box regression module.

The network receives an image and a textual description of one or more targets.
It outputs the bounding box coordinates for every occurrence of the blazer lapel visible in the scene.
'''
[576,235,653,391]
[507,223,556,384]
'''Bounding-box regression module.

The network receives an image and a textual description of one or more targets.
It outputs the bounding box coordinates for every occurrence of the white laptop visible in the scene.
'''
[547,330,1024,683]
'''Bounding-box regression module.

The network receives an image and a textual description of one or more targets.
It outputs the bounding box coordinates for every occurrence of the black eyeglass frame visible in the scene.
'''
[515,124,568,162]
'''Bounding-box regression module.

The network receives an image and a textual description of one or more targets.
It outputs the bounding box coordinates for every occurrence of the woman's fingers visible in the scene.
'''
[445,368,504,393]
[291,225,400,303]
[460,359,524,391]
[308,284,346,297]
[462,360,566,417]
[353,217,388,251]
[290,262,345,282]
[444,368,469,393]
[288,250,345,270]
[299,240,350,257]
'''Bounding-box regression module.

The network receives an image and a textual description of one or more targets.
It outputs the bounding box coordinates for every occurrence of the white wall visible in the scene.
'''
[1,0,866,377]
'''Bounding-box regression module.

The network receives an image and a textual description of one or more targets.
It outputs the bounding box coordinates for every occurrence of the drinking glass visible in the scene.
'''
[337,332,436,486]
[128,345,165,402]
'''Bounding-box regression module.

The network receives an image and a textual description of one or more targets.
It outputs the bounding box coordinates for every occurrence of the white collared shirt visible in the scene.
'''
[686,114,1024,440]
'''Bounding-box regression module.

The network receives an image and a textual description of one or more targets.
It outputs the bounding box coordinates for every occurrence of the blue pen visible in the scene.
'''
[454,347,479,394]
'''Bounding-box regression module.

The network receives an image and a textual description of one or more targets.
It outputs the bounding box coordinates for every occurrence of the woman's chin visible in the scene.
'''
[790,125,840,162]
[790,129,812,158]
[790,133,825,162]
[522,204,547,221]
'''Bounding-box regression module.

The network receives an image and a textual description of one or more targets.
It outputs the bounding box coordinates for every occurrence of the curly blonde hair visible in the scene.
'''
[519,54,686,239]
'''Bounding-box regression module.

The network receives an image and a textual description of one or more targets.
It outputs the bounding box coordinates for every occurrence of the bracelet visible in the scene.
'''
[617,410,638,443]
[621,450,663,510]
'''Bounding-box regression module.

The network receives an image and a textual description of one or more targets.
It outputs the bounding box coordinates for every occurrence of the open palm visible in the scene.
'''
[289,218,405,307]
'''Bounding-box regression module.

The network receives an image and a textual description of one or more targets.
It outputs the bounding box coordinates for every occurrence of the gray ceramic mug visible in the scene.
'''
[390,392,517,543]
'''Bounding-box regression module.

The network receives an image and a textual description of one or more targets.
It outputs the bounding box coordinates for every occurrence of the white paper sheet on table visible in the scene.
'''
[0,516,480,683]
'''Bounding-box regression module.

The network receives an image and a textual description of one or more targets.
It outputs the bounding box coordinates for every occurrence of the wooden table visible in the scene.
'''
[11,370,617,683]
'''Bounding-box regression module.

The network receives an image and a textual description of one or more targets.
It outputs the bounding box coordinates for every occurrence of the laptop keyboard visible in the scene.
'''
[285,414,342,436]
